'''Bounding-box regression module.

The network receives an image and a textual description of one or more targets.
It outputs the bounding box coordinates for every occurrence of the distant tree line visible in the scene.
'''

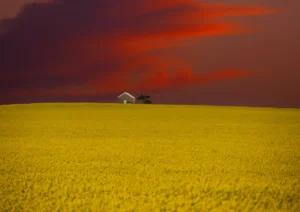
[137,94,152,104]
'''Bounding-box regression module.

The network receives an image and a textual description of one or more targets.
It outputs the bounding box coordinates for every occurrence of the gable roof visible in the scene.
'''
[118,92,135,99]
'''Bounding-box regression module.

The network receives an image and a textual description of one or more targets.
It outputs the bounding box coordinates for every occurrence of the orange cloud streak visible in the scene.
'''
[136,68,255,92]
[200,4,277,18]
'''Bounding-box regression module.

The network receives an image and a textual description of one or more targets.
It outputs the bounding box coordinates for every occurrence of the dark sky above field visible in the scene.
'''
[1,0,299,107]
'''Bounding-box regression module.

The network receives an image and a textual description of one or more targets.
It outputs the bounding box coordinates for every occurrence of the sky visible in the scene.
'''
[0,0,299,108]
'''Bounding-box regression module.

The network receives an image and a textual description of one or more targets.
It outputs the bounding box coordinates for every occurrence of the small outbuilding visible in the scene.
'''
[118,92,135,104]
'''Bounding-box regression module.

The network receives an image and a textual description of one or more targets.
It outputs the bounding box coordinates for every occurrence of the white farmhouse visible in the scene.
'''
[117,92,136,104]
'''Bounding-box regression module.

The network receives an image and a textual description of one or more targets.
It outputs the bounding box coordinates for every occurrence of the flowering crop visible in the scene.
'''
[0,103,299,211]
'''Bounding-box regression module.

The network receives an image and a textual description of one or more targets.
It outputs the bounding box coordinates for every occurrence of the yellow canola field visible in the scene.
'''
[0,103,300,211]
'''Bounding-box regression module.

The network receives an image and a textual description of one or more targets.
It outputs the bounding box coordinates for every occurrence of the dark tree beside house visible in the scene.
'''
[137,95,145,104]
[137,94,152,104]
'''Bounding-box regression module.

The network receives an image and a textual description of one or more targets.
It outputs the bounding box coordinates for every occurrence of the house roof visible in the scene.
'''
[118,92,135,99]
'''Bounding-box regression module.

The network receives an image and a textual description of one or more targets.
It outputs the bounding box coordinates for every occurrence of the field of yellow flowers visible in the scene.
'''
[0,103,299,211]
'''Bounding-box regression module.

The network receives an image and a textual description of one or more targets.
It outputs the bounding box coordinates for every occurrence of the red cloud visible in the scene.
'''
[135,68,254,92]
[0,0,276,104]
[200,4,277,18]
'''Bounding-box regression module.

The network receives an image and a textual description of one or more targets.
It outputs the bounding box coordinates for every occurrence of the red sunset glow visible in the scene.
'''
[0,0,299,107]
